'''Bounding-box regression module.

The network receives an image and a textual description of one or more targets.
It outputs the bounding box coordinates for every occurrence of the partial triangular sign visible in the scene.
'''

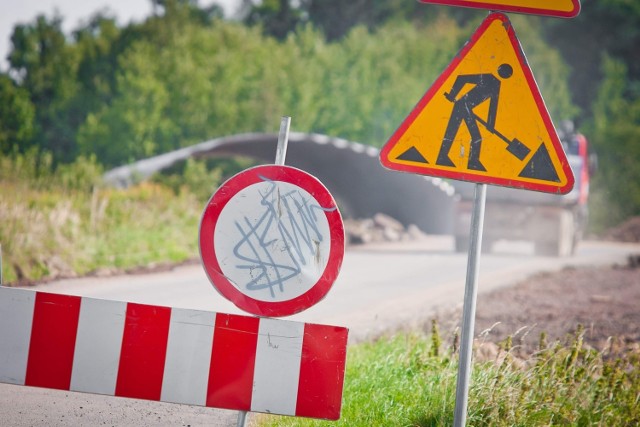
[379,12,575,194]
[417,0,581,18]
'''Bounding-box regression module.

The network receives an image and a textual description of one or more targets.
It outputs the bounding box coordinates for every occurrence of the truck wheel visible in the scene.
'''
[535,210,575,257]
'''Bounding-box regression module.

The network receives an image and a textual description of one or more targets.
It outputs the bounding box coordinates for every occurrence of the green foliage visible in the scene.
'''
[72,15,122,118]
[469,326,640,426]
[0,75,35,152]
[8,14,81,163]
[243,0,444,41]
[244,0,303,40]
[3,5,577,165]
[4,0,640,228]
[540,0,640,120]
[258,327,640,427]
[0,153,198,284]
[77,21,289,166]
[76,14,481,161]
[588,56,640,230]
[152,158,223,202]
[81,182,200,272]
[0,149,102,191]
[77,41,172,165]
[305,17,466,146]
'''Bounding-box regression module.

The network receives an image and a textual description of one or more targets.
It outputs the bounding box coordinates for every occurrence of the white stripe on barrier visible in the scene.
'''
[161,308,216,405]
[0,287,35,385]
[251,317,304,415]
[70,298,126,395]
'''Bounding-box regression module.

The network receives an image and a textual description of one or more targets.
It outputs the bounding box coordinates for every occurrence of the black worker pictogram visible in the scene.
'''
[436,63,531,171]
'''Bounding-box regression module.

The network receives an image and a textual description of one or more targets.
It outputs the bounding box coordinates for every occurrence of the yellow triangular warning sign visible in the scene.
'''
[379,12,574,194]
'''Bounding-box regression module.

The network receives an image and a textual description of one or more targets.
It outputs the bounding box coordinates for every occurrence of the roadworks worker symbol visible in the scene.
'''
[380,12,575,194]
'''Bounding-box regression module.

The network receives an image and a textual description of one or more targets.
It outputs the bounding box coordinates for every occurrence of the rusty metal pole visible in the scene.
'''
[453,183,486,427]
[236,116,291,427]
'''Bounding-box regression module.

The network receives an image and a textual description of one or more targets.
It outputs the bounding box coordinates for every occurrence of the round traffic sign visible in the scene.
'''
[199,165,345,317]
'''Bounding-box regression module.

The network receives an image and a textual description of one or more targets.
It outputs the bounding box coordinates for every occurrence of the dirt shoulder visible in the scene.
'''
[472,260,640,355]
[435,217,640,356]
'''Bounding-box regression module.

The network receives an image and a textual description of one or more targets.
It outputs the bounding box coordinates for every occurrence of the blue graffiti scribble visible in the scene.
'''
[232,176,337,299]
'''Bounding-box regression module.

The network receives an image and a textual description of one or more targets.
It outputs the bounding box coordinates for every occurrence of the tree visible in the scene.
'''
[243,0,302,39]
[77,41,171,166]
[303,0,428,41]
[536,0,640,228]
[72,14,121,114]
[151,0,224,24]
[588,56,640,229]
[8,14,80,163]
[0,74,35,153]
[541,0,640,123]
[77,21,281,166]
[240,0,436,41]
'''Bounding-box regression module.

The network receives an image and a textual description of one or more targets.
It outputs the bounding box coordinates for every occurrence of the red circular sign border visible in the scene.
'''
[199,164,345,317]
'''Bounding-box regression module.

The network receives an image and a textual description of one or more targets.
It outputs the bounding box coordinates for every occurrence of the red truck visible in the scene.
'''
[452,122,597,256]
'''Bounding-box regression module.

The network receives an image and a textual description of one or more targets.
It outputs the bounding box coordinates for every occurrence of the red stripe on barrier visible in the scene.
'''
[206,313,259,410]
[115,303,171,401]
[296,324,348,420]
[25,292,81,390]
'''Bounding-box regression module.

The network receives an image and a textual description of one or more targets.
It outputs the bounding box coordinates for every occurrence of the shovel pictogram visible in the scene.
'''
[466,110,530,161]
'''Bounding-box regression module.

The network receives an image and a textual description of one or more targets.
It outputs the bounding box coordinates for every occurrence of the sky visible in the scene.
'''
[0,0,239,71]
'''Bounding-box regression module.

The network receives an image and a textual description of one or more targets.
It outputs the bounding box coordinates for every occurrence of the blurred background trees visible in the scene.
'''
[0,0,638,230]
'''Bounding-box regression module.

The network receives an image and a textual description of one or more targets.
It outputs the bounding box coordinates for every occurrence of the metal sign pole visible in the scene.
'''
[275,116,291,166]
[236,410,248,427]
[236,115,291,427]
[453,183,487,427]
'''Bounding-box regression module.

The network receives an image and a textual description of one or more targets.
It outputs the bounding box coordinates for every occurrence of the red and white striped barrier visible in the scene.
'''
[0,287,348,420]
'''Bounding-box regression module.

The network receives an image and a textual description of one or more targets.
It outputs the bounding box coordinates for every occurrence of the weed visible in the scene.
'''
[1,154,203,283]
[257,322,640,427]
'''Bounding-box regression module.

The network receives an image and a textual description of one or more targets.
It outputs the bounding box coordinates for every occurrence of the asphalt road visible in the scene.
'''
[3,236,639,426]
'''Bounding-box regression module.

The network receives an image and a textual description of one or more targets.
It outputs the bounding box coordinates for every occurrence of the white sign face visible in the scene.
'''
[213,179,332,303]
[199,164,345,317]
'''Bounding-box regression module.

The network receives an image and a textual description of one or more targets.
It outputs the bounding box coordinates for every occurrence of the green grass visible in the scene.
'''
[0,152,209,284]
[0,180,203,283]
[257,327,640,427]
